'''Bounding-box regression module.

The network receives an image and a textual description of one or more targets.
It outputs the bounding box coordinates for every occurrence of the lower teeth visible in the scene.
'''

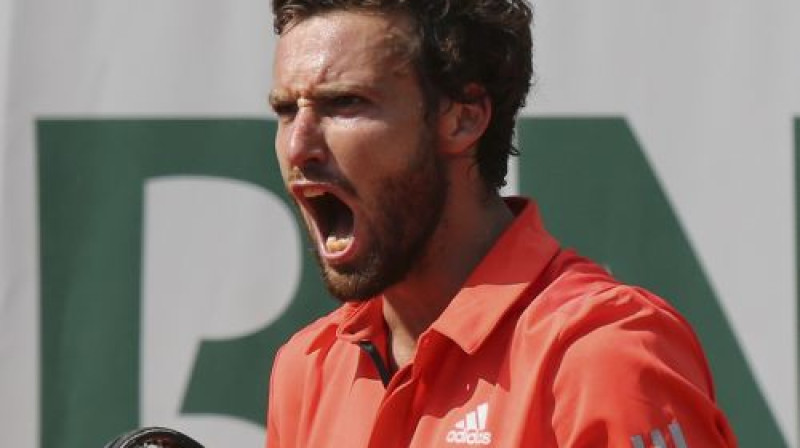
[325,235,352,253]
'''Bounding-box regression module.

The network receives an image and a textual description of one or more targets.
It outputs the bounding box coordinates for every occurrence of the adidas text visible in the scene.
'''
[446,429,492,445]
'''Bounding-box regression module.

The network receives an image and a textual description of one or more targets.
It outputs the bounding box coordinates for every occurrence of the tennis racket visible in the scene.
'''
[103,426,205,448]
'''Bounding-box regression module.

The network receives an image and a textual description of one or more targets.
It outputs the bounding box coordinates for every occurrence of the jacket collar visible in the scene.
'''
[336,198,560,354]
[429,197,560,353]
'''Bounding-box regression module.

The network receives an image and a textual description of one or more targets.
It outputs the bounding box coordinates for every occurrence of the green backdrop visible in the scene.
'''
[37,118,789,447]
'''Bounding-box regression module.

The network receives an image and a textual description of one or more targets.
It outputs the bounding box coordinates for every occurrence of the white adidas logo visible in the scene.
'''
[445,402,492,445]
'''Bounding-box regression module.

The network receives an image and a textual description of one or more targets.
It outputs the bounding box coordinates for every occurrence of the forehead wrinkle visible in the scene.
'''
[276,58,410,104]
[277,12,417,81]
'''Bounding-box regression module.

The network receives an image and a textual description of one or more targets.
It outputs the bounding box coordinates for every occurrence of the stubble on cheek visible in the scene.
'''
[319,142,447,303]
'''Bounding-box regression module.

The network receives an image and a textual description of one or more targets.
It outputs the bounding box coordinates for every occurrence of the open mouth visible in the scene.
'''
[303,188,356,256]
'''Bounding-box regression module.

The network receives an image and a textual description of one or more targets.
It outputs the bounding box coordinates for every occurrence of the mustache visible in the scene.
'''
[288,165,358,198]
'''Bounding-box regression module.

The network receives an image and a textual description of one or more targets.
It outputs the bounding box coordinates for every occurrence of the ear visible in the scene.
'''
[437,84,492,156]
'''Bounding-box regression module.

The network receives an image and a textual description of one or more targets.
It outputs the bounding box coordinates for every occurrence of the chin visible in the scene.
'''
[318,252,398,303]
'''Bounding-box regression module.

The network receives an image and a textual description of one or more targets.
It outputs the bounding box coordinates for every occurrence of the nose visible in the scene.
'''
[284,103,327,169]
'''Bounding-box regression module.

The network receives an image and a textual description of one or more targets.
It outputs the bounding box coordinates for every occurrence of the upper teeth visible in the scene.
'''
[304,187,325,198]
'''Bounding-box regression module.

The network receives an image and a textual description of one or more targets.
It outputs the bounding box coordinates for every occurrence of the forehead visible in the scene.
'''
[272,10,417,94]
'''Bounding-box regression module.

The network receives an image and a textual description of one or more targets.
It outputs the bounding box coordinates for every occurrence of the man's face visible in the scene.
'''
[271,11,448,301]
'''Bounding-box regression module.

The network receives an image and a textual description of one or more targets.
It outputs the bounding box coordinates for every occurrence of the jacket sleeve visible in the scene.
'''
[549,287,738,447]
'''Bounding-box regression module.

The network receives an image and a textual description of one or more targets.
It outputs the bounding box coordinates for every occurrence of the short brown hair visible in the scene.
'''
[273,0,533,191]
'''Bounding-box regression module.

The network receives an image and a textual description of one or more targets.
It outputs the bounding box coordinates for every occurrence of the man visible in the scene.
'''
[266,0,737,447]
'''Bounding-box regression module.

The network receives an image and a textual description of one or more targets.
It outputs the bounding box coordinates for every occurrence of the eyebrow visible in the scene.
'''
[269,83,377,106]
[268,90,293,107]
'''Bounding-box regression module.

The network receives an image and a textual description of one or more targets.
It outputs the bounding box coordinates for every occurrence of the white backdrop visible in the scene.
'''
[1,0,797,446]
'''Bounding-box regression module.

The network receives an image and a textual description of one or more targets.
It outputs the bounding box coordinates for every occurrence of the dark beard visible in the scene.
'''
[316,138,448,302]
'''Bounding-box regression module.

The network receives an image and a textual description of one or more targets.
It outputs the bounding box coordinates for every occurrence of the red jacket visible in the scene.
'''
[266,198,737,447]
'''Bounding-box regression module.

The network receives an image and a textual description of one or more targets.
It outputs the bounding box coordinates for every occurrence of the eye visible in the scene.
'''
[271,101,298,121]
[331,95,364,108]
[324,95,368,116]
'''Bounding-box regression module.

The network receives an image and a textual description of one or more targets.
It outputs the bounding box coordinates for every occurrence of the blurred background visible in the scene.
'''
[1,0,798,446]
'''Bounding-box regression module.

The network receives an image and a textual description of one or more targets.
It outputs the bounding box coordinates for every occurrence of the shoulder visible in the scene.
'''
[527,257,703,362]
[524,271,736,445]
[267,304,351,442]
[549,283,712,391]
[271,305,350,374]
[526,265,712,393]
[551,280,702,355]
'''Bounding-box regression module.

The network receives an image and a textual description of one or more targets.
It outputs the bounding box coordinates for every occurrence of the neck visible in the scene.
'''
[382,190,513,369]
